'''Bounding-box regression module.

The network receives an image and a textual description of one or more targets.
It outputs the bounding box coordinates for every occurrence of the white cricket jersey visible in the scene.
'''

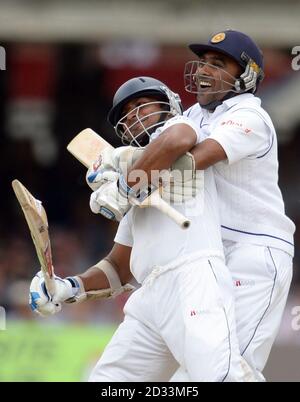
[184,93,295,256]
[114,115,224,284]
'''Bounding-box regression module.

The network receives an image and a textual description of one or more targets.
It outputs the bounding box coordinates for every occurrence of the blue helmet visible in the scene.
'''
[107,77,182,146]
[188,30,264,92]
[108,76,182,127]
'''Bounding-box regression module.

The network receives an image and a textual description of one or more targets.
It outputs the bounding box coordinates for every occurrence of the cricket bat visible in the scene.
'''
[12,180,56,296]
[67,128,191,229]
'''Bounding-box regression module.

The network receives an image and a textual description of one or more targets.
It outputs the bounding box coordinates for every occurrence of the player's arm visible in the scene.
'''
[78,243,132,291]
[190,110,271,169]
[29,243,134,316]
[189,138,227,170]
[126,123,197,188]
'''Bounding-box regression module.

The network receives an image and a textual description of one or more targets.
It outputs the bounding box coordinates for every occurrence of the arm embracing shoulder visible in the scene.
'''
[190,138,227,170]
[127,118,199,187]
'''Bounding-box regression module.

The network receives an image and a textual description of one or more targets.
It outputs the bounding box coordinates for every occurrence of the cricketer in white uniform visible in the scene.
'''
[176,29,295,381]
[29,77,252,381]
[87,78,249,382]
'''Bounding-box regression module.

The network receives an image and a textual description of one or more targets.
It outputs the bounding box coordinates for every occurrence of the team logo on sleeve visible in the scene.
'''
[211,32,226,43]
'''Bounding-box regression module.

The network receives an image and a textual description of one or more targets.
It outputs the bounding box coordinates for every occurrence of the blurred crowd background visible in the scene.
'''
[0,0,299,381]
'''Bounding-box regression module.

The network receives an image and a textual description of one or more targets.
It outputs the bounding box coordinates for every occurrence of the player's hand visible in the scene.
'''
[86,169,120,192]
[89,178,130,221]
[161,152,204,203]
[29,271,79,317]
[86,146,144,191]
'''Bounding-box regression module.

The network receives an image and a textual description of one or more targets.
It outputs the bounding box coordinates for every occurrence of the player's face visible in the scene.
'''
[119,96,164,141]
[194,51,242,107]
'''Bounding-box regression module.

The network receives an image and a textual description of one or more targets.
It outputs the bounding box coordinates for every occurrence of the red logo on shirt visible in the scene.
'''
[234,279,255,287]
[220,120,252,134]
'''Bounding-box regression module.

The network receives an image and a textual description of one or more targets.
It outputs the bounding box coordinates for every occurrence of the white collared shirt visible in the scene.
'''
[184,94,295,256]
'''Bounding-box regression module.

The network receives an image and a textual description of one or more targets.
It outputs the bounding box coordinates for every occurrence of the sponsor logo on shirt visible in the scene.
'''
[189,307,222,316]
[220,119,252,134]
[234,279,255,287]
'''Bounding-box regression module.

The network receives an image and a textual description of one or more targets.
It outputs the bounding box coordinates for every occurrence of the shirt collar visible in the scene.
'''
[217,93,257,111]
[208,93,259,119]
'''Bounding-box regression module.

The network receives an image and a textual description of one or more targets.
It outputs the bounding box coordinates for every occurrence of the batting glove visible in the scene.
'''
[161,152,204,204]
[89,177,131,221]
[86,146,144,191]
[29,271,81,317]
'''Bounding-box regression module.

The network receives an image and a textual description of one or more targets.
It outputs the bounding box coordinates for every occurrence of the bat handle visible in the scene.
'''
[44,271,56,297]
[148,191,191,229]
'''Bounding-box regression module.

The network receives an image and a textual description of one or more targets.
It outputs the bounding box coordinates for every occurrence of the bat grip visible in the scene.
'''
[44,273,56,297]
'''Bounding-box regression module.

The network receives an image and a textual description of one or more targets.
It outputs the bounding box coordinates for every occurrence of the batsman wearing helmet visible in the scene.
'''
[29,76,254,381]
[176,29,295,381]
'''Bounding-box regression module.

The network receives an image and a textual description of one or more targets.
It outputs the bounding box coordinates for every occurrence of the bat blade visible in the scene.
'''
[67,128,112,168]
[12,180,56,296]
[67,128,191,229]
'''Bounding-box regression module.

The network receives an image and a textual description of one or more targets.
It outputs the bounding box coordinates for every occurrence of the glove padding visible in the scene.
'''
[89,180,130,221]
[161,152,204,203]
[235,62,259,93]
[86,146,144,191]
[29,271,79,317]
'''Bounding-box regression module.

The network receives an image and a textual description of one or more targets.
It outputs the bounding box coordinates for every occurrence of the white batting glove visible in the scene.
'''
[161,152,204,204]
[89,178,131,221]
[29,271,81,317]
[86,146,144,191]
[86,169,120,192]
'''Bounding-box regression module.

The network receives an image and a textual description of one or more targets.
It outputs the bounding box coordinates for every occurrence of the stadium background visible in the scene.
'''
[0,0,299,381]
